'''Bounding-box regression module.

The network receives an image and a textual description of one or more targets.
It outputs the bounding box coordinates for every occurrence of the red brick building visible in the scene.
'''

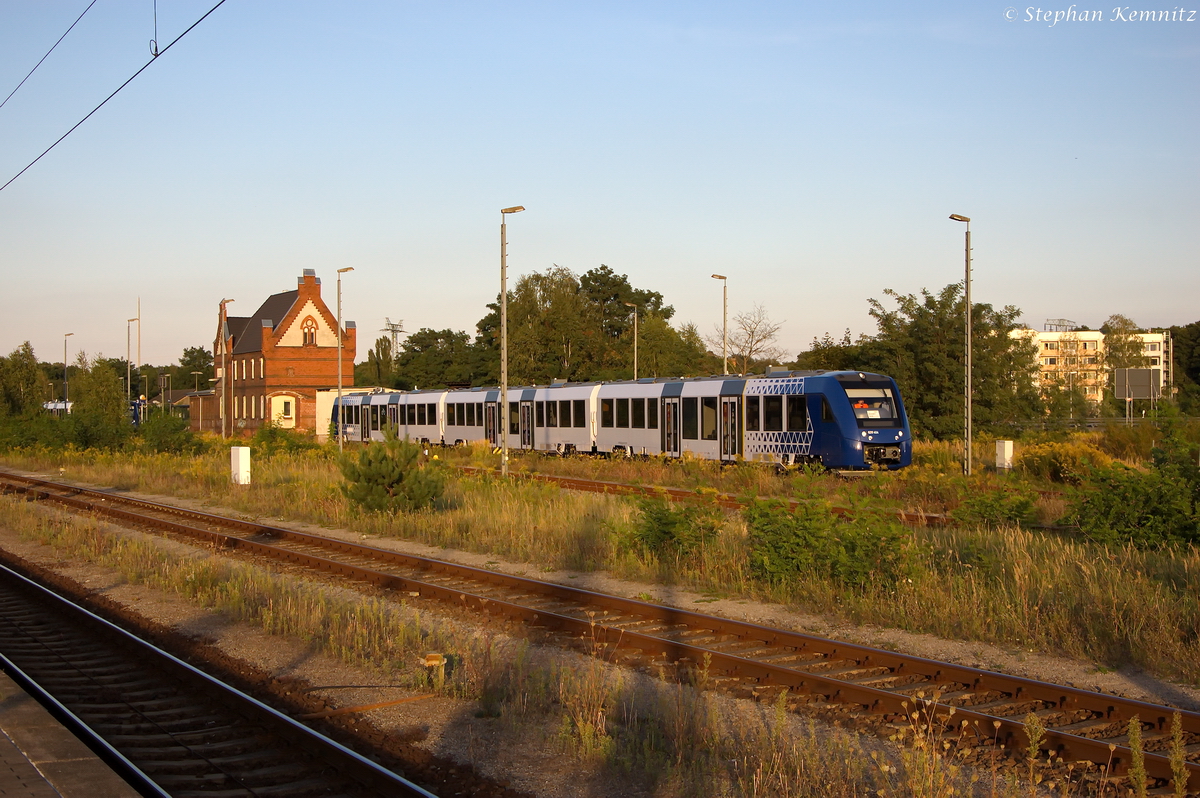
[192,270,356,435]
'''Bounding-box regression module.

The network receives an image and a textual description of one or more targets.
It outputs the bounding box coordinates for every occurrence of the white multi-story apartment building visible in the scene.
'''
[1011,322,1172,401]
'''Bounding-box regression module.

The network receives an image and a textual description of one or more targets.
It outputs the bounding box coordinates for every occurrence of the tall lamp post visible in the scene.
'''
[126,318,138,404]
[336,266,355,451]
[711,274,728,375]
[63,333,74,403]
[218,298,234,439]
[623,302,639,379]
[949,214,972,476]
[499,205,524,478]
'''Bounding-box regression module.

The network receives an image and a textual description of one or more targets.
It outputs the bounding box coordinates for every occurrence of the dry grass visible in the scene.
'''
[3,446,1199,684]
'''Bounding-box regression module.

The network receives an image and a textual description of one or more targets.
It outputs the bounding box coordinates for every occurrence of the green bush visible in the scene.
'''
[138,414,202,455]
[250,422,322,458]
[1065,464,1197,548]
[629,498,722,555]
[744,499,911,589]
[951,487,1036,529]
[1016,441,1111,484]
[339,435,446,513]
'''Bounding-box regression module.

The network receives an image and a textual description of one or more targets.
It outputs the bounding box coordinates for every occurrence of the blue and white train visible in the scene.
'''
[332,370,912,470]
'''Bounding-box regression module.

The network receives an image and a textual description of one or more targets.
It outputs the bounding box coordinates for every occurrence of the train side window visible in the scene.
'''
[616,398,629,428]
[536,401,545,427]
[682,397,699,440]
[573,400,585,428]
[546,401,557,427]
[468,403,477,426]
[559,400,571,428]
[601,399,614,427]
[406,405,415,425]
[631,398,645,428]
[417,404,426,425]
[647,399,658,429]
[459,403,467,425]
[763,396,783,431]
[701,397,718,440]
[428,403,437,425]
[746,396,760,431]
[787,396,808,431]
[509,402,520,434]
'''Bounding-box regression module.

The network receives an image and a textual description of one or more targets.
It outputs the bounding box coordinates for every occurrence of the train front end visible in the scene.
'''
[827,372,912,469]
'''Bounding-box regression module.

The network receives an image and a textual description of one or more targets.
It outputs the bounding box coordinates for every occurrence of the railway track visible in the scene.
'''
[2,469,1196,793]
[0,559,436,798]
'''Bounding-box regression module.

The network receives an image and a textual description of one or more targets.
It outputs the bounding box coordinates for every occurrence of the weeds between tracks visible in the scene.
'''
[1,444,1199,685]
[12,495,1194,797]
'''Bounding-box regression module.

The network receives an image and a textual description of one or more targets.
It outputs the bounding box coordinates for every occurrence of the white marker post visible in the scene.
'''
[230,446,251,485]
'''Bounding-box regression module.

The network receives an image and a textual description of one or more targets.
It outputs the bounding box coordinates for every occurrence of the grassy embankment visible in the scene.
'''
[7,490,1178,798]
[1,435,1197,686]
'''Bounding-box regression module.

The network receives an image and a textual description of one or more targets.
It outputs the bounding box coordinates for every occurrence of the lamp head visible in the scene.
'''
[501,206,525,214]
[711,273,726,280]
[337,267,354,274]
[949,214,970,223]
[65,332,73,337]
[623,302,637,309]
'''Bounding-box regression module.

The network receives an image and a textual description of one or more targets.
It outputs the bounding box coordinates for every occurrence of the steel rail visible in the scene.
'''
[0,561,439,798]
[1,470,1195,791]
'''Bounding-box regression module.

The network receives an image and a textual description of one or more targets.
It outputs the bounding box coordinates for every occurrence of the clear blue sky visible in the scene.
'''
[1,1,1196,367]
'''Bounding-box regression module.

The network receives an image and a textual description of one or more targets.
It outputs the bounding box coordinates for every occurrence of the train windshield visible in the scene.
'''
[845,388,900,427]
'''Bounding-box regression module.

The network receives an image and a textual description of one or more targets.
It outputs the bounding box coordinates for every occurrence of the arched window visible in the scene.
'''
[302,317,317,346]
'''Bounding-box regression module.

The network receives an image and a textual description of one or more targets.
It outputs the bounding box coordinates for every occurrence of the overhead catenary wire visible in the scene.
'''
[0,0,229,195]
[0,0,100,111]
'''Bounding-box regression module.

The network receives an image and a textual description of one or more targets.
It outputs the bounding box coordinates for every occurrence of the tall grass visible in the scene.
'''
[3,447,1199,683]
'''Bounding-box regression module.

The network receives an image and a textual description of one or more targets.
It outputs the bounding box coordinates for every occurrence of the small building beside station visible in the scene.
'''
[190,270,356,435]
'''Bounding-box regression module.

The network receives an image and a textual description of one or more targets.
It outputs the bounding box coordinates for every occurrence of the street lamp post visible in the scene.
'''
[711,274,728,375]
[63,333,74,403]
[126,318,138,404]
[950,214,972,476]
[500,205,525,478]
[623,302,639,380]
[336,267,355,451]
[191,371,203,431]
[218,298,234,439]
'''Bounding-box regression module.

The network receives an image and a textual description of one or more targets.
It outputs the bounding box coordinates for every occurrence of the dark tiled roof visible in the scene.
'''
[232,290,298,354]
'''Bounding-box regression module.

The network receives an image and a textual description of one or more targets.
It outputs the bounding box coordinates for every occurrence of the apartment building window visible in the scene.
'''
[1082,341,1097,350]
[1043,342,1058,351]
[1043,357,1057,366]
[1151,357,1160,366]
[1145,342,1160,352]
[1063,341,1078,350]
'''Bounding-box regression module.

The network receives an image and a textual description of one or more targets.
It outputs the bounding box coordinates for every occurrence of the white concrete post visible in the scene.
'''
[231,446,251,485]
[995,440,1014,471]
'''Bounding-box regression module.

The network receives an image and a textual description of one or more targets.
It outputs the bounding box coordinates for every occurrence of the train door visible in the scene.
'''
[662,398,681,457]
[720,397,740,461]
[519,401,533,449]
[485,402,498,446]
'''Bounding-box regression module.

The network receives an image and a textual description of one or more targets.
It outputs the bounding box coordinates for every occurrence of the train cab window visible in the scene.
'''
[631,398,645,428]
[682,397,699,440]
[509,402,519,434]
[763,396,783,431]
[701,397,718,440]
[745,396,760,431]
[601,399,614,428]
[846,388,900,427]
[573,400,585,428]
[821,397,835,423]
[536,401,545,427]
[616,398,629,428]
[787,396,808,431]
[427,404,437,425]
[546,401,557,428]
[647,399,658,429]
